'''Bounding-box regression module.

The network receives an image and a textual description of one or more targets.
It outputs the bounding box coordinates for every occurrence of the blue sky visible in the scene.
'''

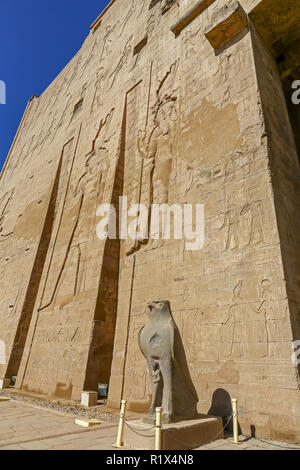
[0,0,111,170]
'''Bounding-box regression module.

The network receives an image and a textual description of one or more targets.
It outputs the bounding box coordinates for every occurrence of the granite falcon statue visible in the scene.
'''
[138,300,198,423]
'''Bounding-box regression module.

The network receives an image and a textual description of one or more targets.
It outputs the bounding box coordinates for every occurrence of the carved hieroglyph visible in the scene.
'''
[1,0,300,442]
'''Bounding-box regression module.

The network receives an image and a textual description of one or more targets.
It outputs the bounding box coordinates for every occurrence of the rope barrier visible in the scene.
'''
[124,420,156,432]
[115,396,234,449]
[116,399,299,450]
[205,413,234,445]
[124,419,156,438]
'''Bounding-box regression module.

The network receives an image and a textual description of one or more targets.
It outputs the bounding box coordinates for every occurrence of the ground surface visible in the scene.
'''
[0,399,299,451]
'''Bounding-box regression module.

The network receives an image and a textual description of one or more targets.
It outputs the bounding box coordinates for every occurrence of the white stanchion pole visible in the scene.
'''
[155,407,162,451]
[114,400,127,448]
[232,398,239,444]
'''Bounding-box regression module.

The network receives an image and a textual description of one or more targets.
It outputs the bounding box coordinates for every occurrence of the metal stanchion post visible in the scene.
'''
[232,398,239,444]
[155,407,162,451]
[113,400,127,448]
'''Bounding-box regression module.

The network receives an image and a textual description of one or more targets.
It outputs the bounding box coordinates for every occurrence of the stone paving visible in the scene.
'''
[0,400,299,451]
[198,437,300,451]
[0,399,119,450]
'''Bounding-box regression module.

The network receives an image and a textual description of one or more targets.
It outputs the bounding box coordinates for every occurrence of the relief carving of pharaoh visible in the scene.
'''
[127,60,180,255]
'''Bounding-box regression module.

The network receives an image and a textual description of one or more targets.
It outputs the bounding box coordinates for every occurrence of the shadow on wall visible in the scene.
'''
[173,317,199,420]
[208,388,242,435]
[54,381,73,400]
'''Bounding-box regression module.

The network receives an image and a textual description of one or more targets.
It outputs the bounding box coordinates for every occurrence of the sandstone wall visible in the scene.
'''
[1,0,299,442]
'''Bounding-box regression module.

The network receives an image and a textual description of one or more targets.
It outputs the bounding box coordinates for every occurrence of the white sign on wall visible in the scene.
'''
[0,340,6,365]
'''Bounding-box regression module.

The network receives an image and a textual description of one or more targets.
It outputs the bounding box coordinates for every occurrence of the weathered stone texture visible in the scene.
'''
[0,0,300,443]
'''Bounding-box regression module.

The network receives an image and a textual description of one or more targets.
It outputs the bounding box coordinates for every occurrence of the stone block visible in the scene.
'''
[171,0,217,36]
[81,391,98,408]
[75,418,102,428]
[0,378,11,389]
[124,415,224,450]
[205,2,249,50]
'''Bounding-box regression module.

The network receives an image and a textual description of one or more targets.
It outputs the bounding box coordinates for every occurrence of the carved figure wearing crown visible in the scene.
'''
[127,61,180,255]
